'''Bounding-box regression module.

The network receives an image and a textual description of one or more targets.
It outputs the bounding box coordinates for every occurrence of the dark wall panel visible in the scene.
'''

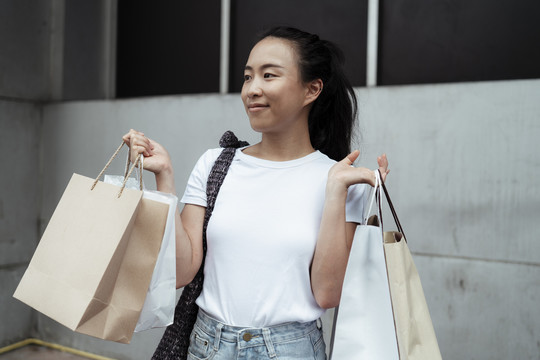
[230,0,368,92]
[378,0,540,85]
[63,0,104,100]
[117,0,221,97]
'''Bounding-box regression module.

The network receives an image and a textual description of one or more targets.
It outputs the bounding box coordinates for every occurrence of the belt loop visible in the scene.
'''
[262,328,277,358]
[213,323,223,351]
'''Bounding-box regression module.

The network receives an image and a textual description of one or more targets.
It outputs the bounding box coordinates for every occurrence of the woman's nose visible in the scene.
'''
[246,79,263,97]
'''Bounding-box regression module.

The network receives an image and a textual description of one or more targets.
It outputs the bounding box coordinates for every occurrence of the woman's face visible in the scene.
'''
[241,37,313,134]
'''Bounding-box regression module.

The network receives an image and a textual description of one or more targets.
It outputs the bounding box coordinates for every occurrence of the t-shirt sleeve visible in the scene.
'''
[180,148,223,207]
[345,183,373,224]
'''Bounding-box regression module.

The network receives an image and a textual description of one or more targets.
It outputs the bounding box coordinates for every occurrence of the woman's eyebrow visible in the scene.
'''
[244,64,285,71]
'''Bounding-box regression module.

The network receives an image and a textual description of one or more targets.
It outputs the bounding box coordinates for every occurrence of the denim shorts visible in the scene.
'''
[187,310,327,360]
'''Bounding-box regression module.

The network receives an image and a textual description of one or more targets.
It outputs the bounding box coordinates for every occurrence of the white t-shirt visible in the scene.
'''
[181,147,369,327]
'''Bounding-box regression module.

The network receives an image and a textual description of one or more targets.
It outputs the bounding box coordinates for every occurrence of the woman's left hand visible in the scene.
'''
[327,150,389,190]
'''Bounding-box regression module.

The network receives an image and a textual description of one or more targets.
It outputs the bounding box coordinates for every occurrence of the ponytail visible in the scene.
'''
[257,27,357,161]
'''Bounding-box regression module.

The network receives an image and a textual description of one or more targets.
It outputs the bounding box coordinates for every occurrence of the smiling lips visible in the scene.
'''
[247,103,269,112]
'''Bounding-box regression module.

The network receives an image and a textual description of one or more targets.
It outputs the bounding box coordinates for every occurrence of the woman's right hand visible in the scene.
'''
[122,129,172,175]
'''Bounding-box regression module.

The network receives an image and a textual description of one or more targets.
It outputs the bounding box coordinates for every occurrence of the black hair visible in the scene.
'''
[257,26,358,161]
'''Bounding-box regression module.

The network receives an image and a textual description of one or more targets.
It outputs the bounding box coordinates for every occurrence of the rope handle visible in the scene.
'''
[90,142,144,197]
[117,156,143,197]
[122,147,144,191]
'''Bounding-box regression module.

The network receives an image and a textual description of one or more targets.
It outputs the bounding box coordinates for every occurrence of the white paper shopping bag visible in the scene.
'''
[135,190,177,331]
[330,174,399,359]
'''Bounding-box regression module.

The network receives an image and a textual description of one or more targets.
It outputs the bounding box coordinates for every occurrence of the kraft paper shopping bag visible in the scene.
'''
[82,189,169,342]
[104,174,177,332]
[14,143,169,343]
[13,173,142,339]
[381,186,442,359]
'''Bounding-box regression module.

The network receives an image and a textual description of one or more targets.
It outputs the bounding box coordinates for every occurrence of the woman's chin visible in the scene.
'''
[248,119,271,133]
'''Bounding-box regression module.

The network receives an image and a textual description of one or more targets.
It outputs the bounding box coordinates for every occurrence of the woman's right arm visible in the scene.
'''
[123,129,204,289]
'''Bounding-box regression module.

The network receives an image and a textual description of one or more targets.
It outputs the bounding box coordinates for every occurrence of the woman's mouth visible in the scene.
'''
[247,103,269,112]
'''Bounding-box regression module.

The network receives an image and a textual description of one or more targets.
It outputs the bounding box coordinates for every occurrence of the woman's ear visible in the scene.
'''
[304,79,323,106]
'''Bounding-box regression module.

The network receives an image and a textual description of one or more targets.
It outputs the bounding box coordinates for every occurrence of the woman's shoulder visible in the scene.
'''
[201,147,225,160]
[311,151,338,168]
[190,147,225,172]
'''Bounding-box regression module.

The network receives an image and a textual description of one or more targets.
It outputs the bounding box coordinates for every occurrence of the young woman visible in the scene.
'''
[124,27,388,360]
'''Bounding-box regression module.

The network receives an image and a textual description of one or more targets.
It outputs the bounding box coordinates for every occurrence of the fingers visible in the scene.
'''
[331,152,389,187]
[131,137,153,155]
[123,129,154,162]
[377,153,388,168]
[354,167,377,187]
[122,129,143,146]
[377,153,390,182]
[342,150,360,165]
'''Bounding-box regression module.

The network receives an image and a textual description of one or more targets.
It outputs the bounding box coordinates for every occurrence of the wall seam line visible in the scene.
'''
[412,251,540,268]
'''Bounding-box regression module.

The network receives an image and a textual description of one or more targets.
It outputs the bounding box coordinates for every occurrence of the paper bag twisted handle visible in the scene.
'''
[123,148,144,191]
[90,142,143,197]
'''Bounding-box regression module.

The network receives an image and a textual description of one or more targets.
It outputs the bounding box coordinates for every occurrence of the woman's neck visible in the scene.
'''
[244,123,315,161]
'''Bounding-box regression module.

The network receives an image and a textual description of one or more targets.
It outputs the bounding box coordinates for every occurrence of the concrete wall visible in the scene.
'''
[0,0,119,350]
[62,0,115,100]
[0,100,42,345]
[32,79,540,359]
[0,0,113,103]
[358,80,540,359]
[0,0,51,347]
[0,0,53,101]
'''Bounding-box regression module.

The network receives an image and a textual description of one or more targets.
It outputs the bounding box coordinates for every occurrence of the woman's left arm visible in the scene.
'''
[311,150,388,309]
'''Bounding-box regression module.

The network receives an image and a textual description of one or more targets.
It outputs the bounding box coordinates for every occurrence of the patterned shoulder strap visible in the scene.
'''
[152,131,248,360]
[206,130,250,214]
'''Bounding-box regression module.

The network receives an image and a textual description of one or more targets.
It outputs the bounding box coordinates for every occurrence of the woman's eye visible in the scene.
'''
[243,74,252,81]
[264,73,275,78]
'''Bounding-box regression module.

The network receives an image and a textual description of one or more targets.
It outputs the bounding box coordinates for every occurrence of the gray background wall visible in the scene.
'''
[3,79,538,359]
[0,0,113,350]
[0,100,41,346]
[1,1,539,359]
[0,1,53,101]
[1,0,54,348]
